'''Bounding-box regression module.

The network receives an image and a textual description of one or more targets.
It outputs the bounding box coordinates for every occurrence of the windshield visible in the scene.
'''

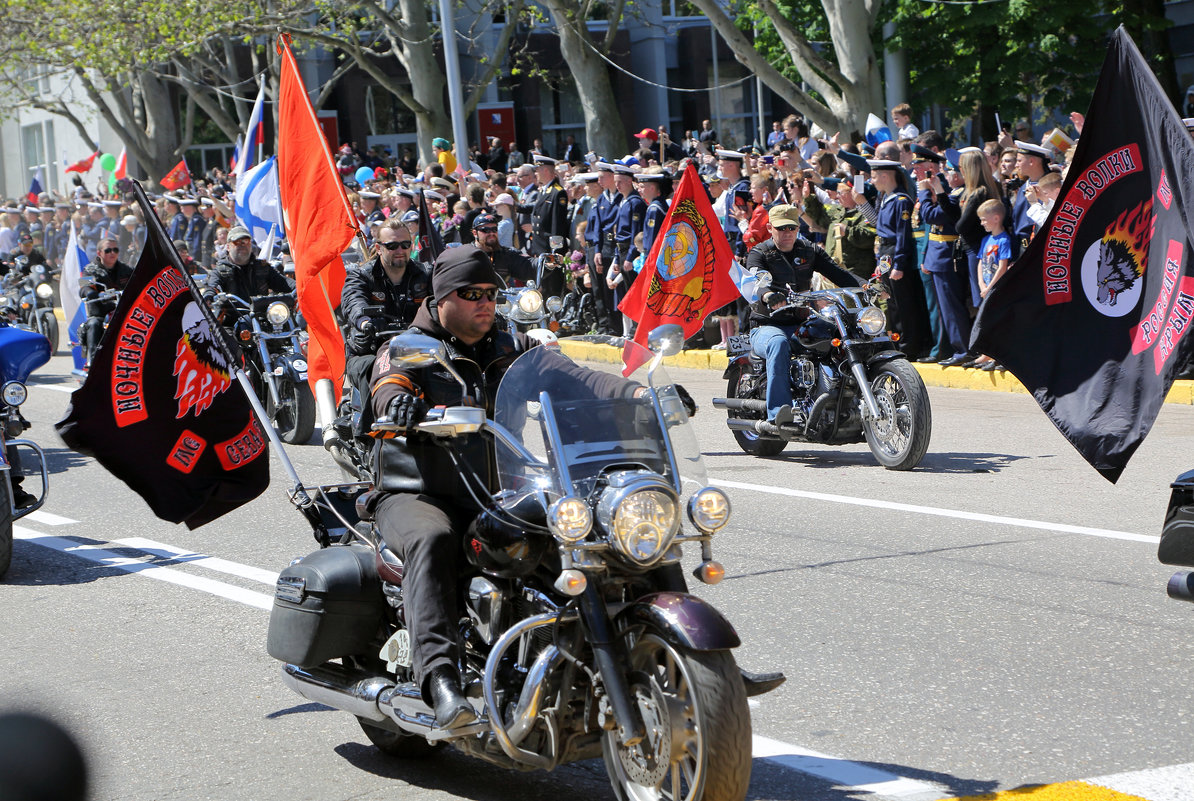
[493,336,706,503]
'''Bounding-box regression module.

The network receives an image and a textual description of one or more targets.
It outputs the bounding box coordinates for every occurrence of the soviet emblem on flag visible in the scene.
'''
[645,198,717,323]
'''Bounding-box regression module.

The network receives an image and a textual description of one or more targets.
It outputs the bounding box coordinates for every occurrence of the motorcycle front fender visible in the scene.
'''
[273,350,309,382]
[864,348,908,369]
[617,592,741,652]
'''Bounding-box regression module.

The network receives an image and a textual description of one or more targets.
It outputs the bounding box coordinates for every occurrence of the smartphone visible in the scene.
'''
[853,175,865,194]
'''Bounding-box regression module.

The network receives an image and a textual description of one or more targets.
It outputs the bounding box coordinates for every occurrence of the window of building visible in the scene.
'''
[21,120,57,194]
[540,80,586,158]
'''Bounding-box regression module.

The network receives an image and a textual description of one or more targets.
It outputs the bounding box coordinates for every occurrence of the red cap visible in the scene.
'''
[635,128,659,141]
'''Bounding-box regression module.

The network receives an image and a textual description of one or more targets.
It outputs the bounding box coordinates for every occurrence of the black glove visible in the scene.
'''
[348,329,374,355]
[357,317,374,333]
[386,393,428,431]
[674,384,698,417]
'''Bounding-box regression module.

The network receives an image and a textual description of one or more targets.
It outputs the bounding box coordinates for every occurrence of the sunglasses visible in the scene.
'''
[380,240,413,251]
[456,286,500,302]
[474,226,498,234]
[772,225,798,232]
[101,247,120,254]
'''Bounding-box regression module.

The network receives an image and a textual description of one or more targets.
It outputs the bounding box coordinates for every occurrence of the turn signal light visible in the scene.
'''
[890,332,901,342]
[693,561,725,585]
[554,569,587,596]
[239,330,252,341]
[831,338,842,347]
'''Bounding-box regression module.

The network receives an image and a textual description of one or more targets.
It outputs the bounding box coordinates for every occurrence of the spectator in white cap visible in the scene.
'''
[491,192,518,250]
[1010,141,1053,252]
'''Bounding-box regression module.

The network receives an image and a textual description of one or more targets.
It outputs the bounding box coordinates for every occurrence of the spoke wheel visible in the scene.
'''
[862,360,931,470]
[602,633,751,801]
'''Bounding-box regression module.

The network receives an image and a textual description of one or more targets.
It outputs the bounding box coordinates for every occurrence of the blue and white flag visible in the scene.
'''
[233,76,266,181]
[864,113,892,147]
[234,156,283,250]
[60,220,88,369]
[727,257,763,303]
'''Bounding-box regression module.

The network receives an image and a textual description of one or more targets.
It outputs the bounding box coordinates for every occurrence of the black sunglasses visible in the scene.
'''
[772,225,798,232]
[380,240,413,251]
[101,247,120,254]
[474,226,498,234]
[456,286,500,302]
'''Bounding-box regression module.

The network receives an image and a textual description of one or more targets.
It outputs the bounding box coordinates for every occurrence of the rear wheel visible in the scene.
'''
[726,365,786,457]
[602,632,751,801]
[270,376,316,445]
[0,474,13,579]
[862,359,932,470]
[356,717,440,758]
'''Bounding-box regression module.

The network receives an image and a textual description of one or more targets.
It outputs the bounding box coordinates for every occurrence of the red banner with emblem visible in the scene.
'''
[159,159,192,191]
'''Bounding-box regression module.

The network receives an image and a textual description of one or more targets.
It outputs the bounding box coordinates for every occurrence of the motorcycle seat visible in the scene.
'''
[374,542,405,585]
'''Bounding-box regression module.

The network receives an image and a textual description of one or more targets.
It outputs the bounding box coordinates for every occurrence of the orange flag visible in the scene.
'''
[276,34,359,396]
[617,162,740,373]
[160,159,191,190]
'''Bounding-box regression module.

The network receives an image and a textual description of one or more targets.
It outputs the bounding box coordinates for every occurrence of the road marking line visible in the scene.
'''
[752,735,947,799]
[711,478,1159,544]
[24,510,77,526]
[29,382,75,393]
[13,528,274,610]
[115,536,280,586]
[1089,762,1194,801]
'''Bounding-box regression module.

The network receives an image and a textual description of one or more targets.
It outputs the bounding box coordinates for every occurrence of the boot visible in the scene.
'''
[424,666,476,729]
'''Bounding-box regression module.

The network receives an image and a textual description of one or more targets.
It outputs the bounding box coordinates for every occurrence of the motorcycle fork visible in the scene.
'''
[578,583,646,747]
[250,318,281,407]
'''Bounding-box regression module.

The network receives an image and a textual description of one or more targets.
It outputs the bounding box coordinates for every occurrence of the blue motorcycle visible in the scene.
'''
[0,319,51,578]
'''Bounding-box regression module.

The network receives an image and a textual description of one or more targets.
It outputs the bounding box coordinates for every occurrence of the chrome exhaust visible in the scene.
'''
[281,663,391,723]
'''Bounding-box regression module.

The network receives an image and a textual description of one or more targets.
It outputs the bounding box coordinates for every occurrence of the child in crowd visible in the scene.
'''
[971,198,1013,372]
[1025,171,1062,228]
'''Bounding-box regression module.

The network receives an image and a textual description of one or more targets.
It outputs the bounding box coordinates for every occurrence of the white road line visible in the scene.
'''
[115,536,280,586]
[1089,762,1194,801]
[24,510,77,526]
[711,477,1159,544]
[13,528,274,610]
[29,382,75,393]
[751,735,947,800]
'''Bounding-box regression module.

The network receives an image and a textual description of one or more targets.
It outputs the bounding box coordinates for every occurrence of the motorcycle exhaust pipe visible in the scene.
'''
[1167,571,1194,603]
[281,663,392,723]
[726,418,766,432]
[711,397,767,413]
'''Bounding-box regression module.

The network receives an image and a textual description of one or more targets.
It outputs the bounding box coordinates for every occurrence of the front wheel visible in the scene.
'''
[861,359,931,470]
[0,473,13,579]
[602,633,751,801]
[40,310,59,353]
[269,376,316,445]
[726,365,786,457]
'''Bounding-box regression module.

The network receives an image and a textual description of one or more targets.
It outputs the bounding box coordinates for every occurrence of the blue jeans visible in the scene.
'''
[749,324,798,421]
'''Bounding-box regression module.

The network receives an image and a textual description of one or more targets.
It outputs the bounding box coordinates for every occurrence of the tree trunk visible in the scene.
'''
[541,0,624,159]
[397,0,450,166]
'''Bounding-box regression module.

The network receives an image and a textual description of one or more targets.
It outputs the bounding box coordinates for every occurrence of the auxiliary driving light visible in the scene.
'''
[2,381,28,407]
[548,497,591,543]
[687,487,731,534]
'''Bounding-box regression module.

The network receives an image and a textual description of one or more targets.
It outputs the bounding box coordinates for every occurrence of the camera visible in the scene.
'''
[778,140,795,152]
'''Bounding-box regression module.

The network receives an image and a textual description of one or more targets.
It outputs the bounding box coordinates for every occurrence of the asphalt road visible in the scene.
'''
[4,352,1194,801]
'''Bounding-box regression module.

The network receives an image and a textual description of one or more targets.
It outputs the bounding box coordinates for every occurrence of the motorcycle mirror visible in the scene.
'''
[388,332,446,367]
[647,324,685,357]
[549,235,564,251]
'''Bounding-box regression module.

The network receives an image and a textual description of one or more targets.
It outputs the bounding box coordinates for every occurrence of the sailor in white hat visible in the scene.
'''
[1011,141,1053,250]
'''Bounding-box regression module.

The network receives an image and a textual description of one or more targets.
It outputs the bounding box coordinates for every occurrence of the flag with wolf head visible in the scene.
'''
[971,27,1194,483]
[55,186,269,527]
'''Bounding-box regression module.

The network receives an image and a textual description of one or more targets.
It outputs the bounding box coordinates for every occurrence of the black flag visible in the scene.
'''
[55,183,269,527]
[416,188,445,266]
[971,27,1194,483]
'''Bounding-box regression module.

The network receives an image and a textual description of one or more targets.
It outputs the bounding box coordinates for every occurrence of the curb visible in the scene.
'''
[557,340,1194,406]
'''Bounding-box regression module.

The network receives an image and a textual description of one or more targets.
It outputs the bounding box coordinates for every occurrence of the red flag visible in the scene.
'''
[276,33,358,396]
[160,159,192,190]
[617,162,740,373]
[65,151,98,174]
[114,147,127,180]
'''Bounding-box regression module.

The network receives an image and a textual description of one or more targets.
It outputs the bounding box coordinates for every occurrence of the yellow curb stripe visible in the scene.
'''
[945,780,1154,800]
[557,341,1194,406]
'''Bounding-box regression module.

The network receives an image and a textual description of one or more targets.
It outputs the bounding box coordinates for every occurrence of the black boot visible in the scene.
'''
[424,666,476,729]
[741,668,786,698]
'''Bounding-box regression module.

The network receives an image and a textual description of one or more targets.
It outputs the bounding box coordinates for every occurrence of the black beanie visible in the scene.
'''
[432,245,501,300]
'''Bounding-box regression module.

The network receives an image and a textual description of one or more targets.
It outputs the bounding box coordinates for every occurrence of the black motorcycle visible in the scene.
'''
[712,280,932,470]
[1158,471,1194,602]
[16,259,60,353]
[267,326,754,801]
[215,293,315,445]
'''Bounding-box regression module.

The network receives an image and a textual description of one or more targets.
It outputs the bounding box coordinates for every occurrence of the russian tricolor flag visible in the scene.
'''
[26,167,44,205]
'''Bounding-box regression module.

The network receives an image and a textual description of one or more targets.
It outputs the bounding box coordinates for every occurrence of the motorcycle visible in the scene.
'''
[74,284,123,375]
[17,260,60,353]
[0,319,52,578]
[267,325,753,801]
[497,236,567,335]
[712,279,932,470]
[1158,471,1194,602]
[215,293,315,445]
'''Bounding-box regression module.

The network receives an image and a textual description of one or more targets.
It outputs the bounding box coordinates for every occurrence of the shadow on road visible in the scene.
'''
[40,446,90,476]
[703,448,1030,474]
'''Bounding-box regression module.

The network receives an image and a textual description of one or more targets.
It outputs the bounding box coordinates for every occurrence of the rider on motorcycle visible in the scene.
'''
[205,226,292,310]
[470,213,535,286]
[79,237,134,365]
[3,232,46,276]
[746,204,862,434]
[340,218,430,418]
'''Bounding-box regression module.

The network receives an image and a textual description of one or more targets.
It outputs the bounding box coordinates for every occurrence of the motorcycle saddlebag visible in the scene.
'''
[1159,469,1194,567]
[266,545,383,667]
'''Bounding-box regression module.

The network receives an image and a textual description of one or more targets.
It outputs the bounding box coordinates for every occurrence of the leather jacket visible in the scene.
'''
[745,238,861,327]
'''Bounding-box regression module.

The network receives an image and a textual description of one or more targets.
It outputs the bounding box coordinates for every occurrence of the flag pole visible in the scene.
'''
[129,179,314,509]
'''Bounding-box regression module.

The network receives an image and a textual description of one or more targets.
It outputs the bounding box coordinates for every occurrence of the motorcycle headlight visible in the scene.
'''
[856,306,886,336]
[266,302,291,326]
[35,283,53,299]
[548,497,592,543]
[2,381,27,407]
[597,478,680,565]
[546,295,563,313]
[517,289,543,316]
[687,487,731,534]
